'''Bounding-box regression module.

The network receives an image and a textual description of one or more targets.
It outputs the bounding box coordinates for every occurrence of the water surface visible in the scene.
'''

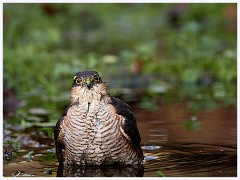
[3,103,237,177]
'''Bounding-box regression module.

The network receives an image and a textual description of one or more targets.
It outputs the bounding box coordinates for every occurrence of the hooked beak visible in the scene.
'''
[85,79,93,90]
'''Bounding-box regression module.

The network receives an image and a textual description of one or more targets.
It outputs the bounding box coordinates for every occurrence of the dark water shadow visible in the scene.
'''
[57,163,144,177]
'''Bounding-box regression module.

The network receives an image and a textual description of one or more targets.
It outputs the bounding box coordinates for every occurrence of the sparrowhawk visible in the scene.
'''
[54,71,143,166]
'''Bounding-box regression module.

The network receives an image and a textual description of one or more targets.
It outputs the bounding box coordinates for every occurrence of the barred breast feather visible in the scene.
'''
[54,73,143,166]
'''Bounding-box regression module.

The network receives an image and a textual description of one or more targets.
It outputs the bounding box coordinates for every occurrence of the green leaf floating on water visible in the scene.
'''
[25,151,34,162]
[183,116,201,130]
[156,170,165,177]
[45,168,52,175]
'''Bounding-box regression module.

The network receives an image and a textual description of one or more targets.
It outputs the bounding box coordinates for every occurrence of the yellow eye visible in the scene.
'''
[75,78,81,84]
[94,75,101,82]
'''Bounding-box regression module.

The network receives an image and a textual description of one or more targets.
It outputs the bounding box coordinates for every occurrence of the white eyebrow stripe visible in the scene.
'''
[74,76,78,80]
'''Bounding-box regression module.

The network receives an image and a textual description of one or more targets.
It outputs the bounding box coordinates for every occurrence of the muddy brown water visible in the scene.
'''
[3,103,237,177]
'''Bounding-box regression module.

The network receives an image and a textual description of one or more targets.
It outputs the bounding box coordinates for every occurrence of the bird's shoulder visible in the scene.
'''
[54,106,71,145]
[109,97,136,123]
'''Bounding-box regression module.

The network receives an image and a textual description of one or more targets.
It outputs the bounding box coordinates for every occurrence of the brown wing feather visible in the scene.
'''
[54,107,69,163]
[110,97,143,157]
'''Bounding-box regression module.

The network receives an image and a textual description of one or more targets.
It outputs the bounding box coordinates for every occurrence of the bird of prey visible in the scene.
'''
[54,71,143,166]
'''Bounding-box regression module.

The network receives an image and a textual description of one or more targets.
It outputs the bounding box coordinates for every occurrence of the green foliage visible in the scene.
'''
[39,152,56,162]
[3,141,20,161]
[138,96,158,111]
[11,171,21,177]
[3,3,236,110]
[4,140,20,149]
[156,170,165,177]
[25,151,34,162]
[182,116,201,130]
[40,127,54,140]
[45,168,53,175]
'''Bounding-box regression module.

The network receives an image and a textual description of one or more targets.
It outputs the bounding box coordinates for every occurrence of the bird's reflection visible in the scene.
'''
[57,163,144,177]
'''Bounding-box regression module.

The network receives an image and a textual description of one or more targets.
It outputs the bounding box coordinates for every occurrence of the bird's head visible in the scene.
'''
[70,71,107,104]
[72,71,103,90]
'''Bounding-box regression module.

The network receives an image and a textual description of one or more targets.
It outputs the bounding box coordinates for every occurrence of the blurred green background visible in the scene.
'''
[3,3,237,120]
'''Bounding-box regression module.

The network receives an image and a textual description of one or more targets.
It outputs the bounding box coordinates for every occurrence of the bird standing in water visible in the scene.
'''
[54,71,143,166]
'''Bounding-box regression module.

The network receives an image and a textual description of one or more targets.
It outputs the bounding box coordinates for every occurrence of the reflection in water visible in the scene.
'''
[137,104,237,146]
[57,163,144,177]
